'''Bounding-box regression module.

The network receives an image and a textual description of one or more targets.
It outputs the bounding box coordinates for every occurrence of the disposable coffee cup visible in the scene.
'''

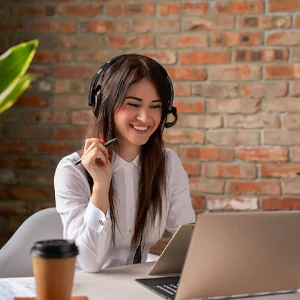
[31,239,79,300]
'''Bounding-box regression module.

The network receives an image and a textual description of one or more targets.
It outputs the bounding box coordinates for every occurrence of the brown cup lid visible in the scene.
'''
[31,239,79,259]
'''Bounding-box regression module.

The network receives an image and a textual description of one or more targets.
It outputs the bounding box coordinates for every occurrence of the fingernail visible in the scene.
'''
[100,139,104,145]
[106,159,109,165]
[107,152,111,158]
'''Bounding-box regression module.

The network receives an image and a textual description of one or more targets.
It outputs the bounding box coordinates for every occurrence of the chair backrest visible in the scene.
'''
[0,207,63,278]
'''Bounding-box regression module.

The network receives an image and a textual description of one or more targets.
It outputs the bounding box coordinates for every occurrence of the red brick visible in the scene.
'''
[209,65,261,81]
[2,124,51,139]
[284,179,300,194]
[129,51,176,65]
[53,65,88,78]
[291,49,300,62]
[107,35,155,48]
[267,32,300,46]
[189,178,224,194]
[261,164,300,178]
[191,195,205,211]
[182,16,235,31]
[177,115,222,129]
[181,147,234,161]
[165,67,206,81]
[34,51,72,63]
[131,20,180,33]
[107,4,155,17]
[0,22,24,30]
[158,2,208,16]
[211,32,263,47]
[173,82,190,97]
[236,148,288,162]
[207,196,258,210]
[214,0,263,14]
[290,81,300,96]
[182,162,201,176]
[53,126,86,140]
[204,163,256,179]
[19,6,56,17]
[0,158,44,169]
[0,201,30,214]
[239,16,291,29]
[0,141,27,154]
[14,95,49,108]
[180,50,231,65]
[264,130,300,146]
[163,129,204,144]
[265,65,300,79]
[32,142,77,154]
[227,114,280,129]
[262,197,300,210]
[59,35,106,49]
[54,79,87,93]
[207,130,259,146]
[7,186,54,201]
[234,49,288,62]
[227,181,281,195]
[241,82,287,97]
[207,98,260,114]
[268,0,300,12]
[283,114,300,129]
[23,172,54,186]
[292,148,300,161]
[71,111,93,125]
[263,97,300,112]
[192,83,239,98]
[81,20,128,33]
[33,202,55,212]
[5,216,28,232]
[174,98,204,113]
[157,35,208,49]
[53,95,88,109]
[31,21,76,33]
[25,111,70,124]
[294,16,300,28]
[58,4,103,17]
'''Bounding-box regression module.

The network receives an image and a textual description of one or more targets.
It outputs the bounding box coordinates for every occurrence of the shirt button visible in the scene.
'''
[128,182,132,187]
[99,220,104,226]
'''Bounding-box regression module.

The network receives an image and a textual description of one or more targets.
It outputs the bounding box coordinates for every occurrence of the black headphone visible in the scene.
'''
[88,54,178,129]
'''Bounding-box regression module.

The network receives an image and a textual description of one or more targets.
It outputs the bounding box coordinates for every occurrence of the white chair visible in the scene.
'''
[0,207,63,278]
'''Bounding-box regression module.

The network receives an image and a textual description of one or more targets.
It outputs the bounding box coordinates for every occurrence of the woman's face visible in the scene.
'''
[113,78,162,151]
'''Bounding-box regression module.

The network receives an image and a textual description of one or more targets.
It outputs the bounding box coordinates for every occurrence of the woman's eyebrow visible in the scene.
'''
[125,96,162,102]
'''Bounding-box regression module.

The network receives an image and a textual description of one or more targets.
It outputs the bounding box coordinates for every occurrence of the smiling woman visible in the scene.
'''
[54,54,195,273]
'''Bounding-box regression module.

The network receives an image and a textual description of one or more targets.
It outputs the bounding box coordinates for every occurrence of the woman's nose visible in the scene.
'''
[136,109,150,123]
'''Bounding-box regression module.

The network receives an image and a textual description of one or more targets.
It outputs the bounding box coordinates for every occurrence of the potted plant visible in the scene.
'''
[0,39,38,114]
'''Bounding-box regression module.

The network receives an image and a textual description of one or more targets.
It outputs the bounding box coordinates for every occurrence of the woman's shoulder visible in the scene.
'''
[164,147,181,162]
[57,152,81,169]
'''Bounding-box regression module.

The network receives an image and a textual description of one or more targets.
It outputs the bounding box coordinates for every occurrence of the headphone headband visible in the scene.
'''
[88,54,177,129]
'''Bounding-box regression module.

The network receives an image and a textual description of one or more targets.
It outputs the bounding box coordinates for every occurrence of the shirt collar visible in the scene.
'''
[111,151,140,171]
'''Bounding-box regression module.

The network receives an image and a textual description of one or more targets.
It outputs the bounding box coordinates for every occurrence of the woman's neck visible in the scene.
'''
[115,139,140,162]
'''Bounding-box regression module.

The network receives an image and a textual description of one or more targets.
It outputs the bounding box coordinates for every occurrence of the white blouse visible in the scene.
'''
[54,148,195,272]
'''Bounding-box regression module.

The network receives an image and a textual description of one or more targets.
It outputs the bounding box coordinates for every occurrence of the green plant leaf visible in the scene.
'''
[0,39,38,94]
[0,74,34,114]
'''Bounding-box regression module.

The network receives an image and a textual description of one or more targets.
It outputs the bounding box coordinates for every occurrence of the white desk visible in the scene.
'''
[3,262,300,300]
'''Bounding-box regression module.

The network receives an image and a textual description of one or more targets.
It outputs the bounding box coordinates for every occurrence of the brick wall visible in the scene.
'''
[1,0,300,251]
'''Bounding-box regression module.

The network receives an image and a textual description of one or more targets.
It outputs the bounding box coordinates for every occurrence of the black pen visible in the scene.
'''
[74,137,118,165]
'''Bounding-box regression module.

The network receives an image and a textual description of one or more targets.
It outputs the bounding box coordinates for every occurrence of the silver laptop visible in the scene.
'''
[137,211,300,300]
[149,223,194,275]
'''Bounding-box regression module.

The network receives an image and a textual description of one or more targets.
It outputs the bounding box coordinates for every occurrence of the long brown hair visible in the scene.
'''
[84,55,171,248]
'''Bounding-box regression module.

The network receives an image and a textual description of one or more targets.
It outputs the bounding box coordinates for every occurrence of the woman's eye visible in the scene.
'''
[127,103,139,108]
[150,104,162,109]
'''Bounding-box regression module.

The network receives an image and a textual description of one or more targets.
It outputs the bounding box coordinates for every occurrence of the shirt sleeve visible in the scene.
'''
[54,156,111,272]
[165,149,196,234]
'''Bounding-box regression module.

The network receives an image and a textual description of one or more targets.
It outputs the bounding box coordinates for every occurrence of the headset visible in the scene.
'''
[88,54,178,129]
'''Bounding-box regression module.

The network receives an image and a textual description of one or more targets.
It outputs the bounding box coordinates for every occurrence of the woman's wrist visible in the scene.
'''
[91,185,109,213]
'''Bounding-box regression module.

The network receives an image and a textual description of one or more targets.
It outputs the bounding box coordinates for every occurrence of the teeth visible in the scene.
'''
[133,125,148,131]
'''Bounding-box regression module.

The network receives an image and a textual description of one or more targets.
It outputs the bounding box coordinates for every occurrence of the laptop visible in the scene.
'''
[149,223,194,275]
[136,211,300,300]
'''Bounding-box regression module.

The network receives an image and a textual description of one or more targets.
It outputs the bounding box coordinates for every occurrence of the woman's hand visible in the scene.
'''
[81,138,112,191]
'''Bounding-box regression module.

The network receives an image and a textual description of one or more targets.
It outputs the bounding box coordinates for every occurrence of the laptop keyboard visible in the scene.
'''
[156,282,179,296]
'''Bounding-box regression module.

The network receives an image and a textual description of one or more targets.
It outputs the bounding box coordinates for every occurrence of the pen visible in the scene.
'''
[74,137,118,165]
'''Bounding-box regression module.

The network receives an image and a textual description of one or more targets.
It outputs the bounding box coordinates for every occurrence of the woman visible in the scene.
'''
[54,54,195,272]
